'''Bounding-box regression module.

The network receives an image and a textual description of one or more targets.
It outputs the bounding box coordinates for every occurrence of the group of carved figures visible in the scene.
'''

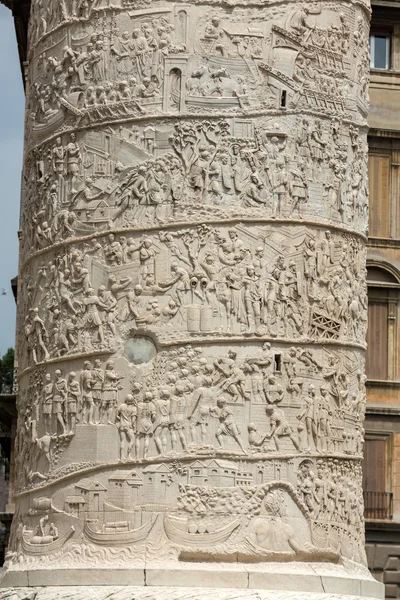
[34,358,124,436]
[25,3,370,148]
[21,225,367,371]
[297,459,364,531]
[29,0,119,42]
[21,115,367,267]
[27,5,367,111]
[175,457,364,534]
[15,339,366,492]
[30,17,184,117]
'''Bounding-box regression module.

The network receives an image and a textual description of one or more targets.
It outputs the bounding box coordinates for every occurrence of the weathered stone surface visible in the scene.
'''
[0,585,386,600]
[0,0,383,597]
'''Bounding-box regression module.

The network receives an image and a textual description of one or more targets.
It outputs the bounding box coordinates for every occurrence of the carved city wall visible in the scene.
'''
[1,0,376,591]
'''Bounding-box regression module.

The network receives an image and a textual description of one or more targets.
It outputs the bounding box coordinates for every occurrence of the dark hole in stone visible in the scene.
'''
[124,336,157,365]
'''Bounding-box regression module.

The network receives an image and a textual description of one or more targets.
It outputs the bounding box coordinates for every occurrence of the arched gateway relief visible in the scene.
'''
[4,0,374,589]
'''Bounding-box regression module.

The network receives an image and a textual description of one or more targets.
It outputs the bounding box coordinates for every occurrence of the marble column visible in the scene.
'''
[0,0,383,598]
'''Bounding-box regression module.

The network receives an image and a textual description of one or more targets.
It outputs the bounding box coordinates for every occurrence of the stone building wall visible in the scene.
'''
[364,3,400,599]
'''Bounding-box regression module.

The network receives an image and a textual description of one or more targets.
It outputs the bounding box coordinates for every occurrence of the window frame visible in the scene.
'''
[363,433,393,520]
[366,289,390,381]
[370,31,391,70]
[368,150,392,239]
[363,433,390,492]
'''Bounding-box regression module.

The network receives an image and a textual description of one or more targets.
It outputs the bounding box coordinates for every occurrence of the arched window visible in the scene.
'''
[366,265,400,380]
[367,267,398,284]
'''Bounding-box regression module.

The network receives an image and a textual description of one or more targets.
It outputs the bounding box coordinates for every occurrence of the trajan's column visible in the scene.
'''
[0,0,384,599]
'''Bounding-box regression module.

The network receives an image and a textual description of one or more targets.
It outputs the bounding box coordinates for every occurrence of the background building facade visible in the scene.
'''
[364,2,400,597]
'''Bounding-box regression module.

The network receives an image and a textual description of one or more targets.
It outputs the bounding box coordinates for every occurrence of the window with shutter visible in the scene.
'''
[366,301,389,380]
[368,153,391,238]
[363,436,392,520]
[363,437,387,493]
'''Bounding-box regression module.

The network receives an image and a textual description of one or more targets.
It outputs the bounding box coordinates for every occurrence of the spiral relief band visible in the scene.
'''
[0,1,383,598]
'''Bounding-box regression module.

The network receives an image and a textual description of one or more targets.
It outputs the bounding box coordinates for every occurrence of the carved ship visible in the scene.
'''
[83,517,156,546]
[32,109,66,141]
[271,25,347,75]
[22,526,75,555]
[164,515,240,546]
[207,55,253,75]
[185,96,242,109]
[32,92,84,141]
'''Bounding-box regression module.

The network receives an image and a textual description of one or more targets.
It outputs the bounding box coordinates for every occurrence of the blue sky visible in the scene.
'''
[0,5,25,356]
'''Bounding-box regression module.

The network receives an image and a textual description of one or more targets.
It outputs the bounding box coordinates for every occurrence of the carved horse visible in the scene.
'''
[186,65,241,97]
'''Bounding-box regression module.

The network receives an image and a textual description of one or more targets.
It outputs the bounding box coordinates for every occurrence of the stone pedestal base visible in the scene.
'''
[0,585,385,600]
[0,562,384,599]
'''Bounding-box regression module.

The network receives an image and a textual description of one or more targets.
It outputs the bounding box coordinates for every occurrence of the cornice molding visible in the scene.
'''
[0,0,30,86]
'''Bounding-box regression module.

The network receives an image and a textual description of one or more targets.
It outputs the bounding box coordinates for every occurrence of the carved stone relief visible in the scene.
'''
[1,0,380,597]
[17,224,368,374]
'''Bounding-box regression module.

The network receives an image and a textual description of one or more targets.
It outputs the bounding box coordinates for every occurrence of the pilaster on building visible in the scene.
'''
[365,3,400,598]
